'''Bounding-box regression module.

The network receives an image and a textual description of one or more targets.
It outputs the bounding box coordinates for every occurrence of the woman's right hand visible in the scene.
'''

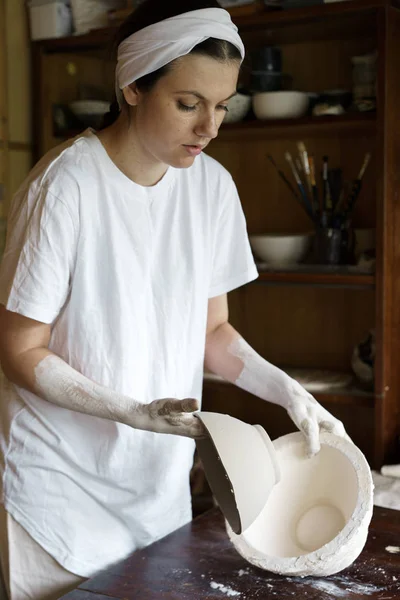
[130,398,206,439]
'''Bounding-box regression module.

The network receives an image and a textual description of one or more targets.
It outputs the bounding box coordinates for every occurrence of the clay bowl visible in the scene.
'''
[253,91,309,120]
[69,100,110,128]
[228,432,373,577]
[249,233,313,266]
[195,412,280,535]
[223,92,252,124]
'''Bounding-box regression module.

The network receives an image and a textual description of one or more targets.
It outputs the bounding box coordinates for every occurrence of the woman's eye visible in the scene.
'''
[219,105,229,112]
[178,102,197,112]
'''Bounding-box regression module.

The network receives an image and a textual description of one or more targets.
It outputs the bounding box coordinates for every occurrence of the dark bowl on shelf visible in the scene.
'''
[306,92,324,115]
[250,46,282,72]
[321,90,353,109]
[250,72,292,93]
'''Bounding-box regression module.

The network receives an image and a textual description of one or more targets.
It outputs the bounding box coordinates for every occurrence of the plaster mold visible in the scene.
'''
[228,432,373,577]
[196,412,280,534]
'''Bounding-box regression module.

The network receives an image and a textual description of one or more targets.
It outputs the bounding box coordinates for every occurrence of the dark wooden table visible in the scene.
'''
[61,506,400,599]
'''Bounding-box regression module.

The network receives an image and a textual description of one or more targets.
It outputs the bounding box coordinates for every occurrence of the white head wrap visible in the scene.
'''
[115,8,245,108]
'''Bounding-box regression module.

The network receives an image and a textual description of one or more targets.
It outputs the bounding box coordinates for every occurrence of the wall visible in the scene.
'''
[0,0,32,221]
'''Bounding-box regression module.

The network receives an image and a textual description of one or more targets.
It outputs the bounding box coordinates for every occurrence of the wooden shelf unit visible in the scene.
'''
[31,0,400,467]
[32,0,397,52]
[203,375,375,407]
[255,270,375,288]
[56,112,376,144]
[220,112,377,139]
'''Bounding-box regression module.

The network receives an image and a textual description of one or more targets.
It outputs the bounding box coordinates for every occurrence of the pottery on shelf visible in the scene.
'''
[249,233,313,266]
[252,91,309,120]
[227,432,373,577]
[223,92,252,124]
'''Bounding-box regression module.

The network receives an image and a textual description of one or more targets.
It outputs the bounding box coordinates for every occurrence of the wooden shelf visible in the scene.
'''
[203,374,374,407]
[238,0,392,29]
[34,27,115,53]
[219,112,376,140]
[33,0,396,53]
[253,267,375,288]
[55,112,376,146]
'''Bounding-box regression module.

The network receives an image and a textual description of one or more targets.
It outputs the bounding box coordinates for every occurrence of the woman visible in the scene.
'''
[0,1,347,598]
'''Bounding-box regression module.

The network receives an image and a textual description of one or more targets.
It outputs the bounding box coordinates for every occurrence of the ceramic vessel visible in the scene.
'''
[195,412,280,534]
[253,91,309,120]
[224,92,252,124]
[249,233,313,266]
[250,71,283,93]
[228,432,374,577]
[69,100,110,128]
[250,46,282,72]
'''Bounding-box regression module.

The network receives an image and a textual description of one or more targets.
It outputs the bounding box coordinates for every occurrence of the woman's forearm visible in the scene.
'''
[3,347,138,423]
[204,322,297,407]
[2,349,203,437]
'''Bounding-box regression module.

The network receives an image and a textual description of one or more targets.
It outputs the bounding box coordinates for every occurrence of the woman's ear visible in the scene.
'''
[123,82,140,106]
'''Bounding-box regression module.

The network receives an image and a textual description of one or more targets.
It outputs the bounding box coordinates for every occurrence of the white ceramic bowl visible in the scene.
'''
[224,92,252,124]
[250,233,313,266]
[228,432,373,577]
[195,412,280,535]
[253,91,309,120]
[69,100,110,116]
[69,100,110,128]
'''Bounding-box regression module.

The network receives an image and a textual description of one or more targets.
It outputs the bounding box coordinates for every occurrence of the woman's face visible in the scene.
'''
[129,53,241,169]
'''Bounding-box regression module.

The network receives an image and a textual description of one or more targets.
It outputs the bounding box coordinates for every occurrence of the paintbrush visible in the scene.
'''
[297,141,313,200]
[322,155,333,227]
[328,168,343,210]
[308,155,319,216]
[267,154,314,223]
[266,154,302,203]
[331,181,351,229]
[339,153,372,224]
[285,152,314,220]
[295,158,303,174]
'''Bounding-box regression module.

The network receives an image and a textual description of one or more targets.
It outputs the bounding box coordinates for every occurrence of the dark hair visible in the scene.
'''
[101,0,242,128]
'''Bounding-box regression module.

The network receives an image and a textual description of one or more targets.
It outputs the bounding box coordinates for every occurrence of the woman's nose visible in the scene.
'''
[195,111,220,140]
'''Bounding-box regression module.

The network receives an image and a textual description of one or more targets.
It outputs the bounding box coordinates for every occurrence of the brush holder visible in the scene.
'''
[313,227,354,265]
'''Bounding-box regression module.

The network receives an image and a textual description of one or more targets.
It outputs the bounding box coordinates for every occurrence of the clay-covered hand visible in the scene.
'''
[132,398,206,439]
[34,355,206,439]
[225,337,350,456]
[286,378,347,456]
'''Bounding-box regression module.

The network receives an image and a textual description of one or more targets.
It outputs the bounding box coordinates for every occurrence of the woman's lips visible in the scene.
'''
[183,145,204,157]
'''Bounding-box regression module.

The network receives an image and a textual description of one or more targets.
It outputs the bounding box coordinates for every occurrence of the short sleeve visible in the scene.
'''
[0,186,78,324]
[208,176,258,298]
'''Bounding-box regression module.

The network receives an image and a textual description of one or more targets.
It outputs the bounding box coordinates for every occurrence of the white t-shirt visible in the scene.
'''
[0,129,258,577]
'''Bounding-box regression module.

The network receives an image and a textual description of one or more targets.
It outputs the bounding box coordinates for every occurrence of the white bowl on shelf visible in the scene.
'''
[69,100,110,128]
[253,91,309,120]
[250,233,313,266]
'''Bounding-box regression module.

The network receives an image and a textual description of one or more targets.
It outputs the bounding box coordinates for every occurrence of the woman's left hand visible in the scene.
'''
[286,378,348,456]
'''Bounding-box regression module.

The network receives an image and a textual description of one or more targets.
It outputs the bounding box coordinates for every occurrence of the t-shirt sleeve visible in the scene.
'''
[0,186,78,324]
[208,176,258,298]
